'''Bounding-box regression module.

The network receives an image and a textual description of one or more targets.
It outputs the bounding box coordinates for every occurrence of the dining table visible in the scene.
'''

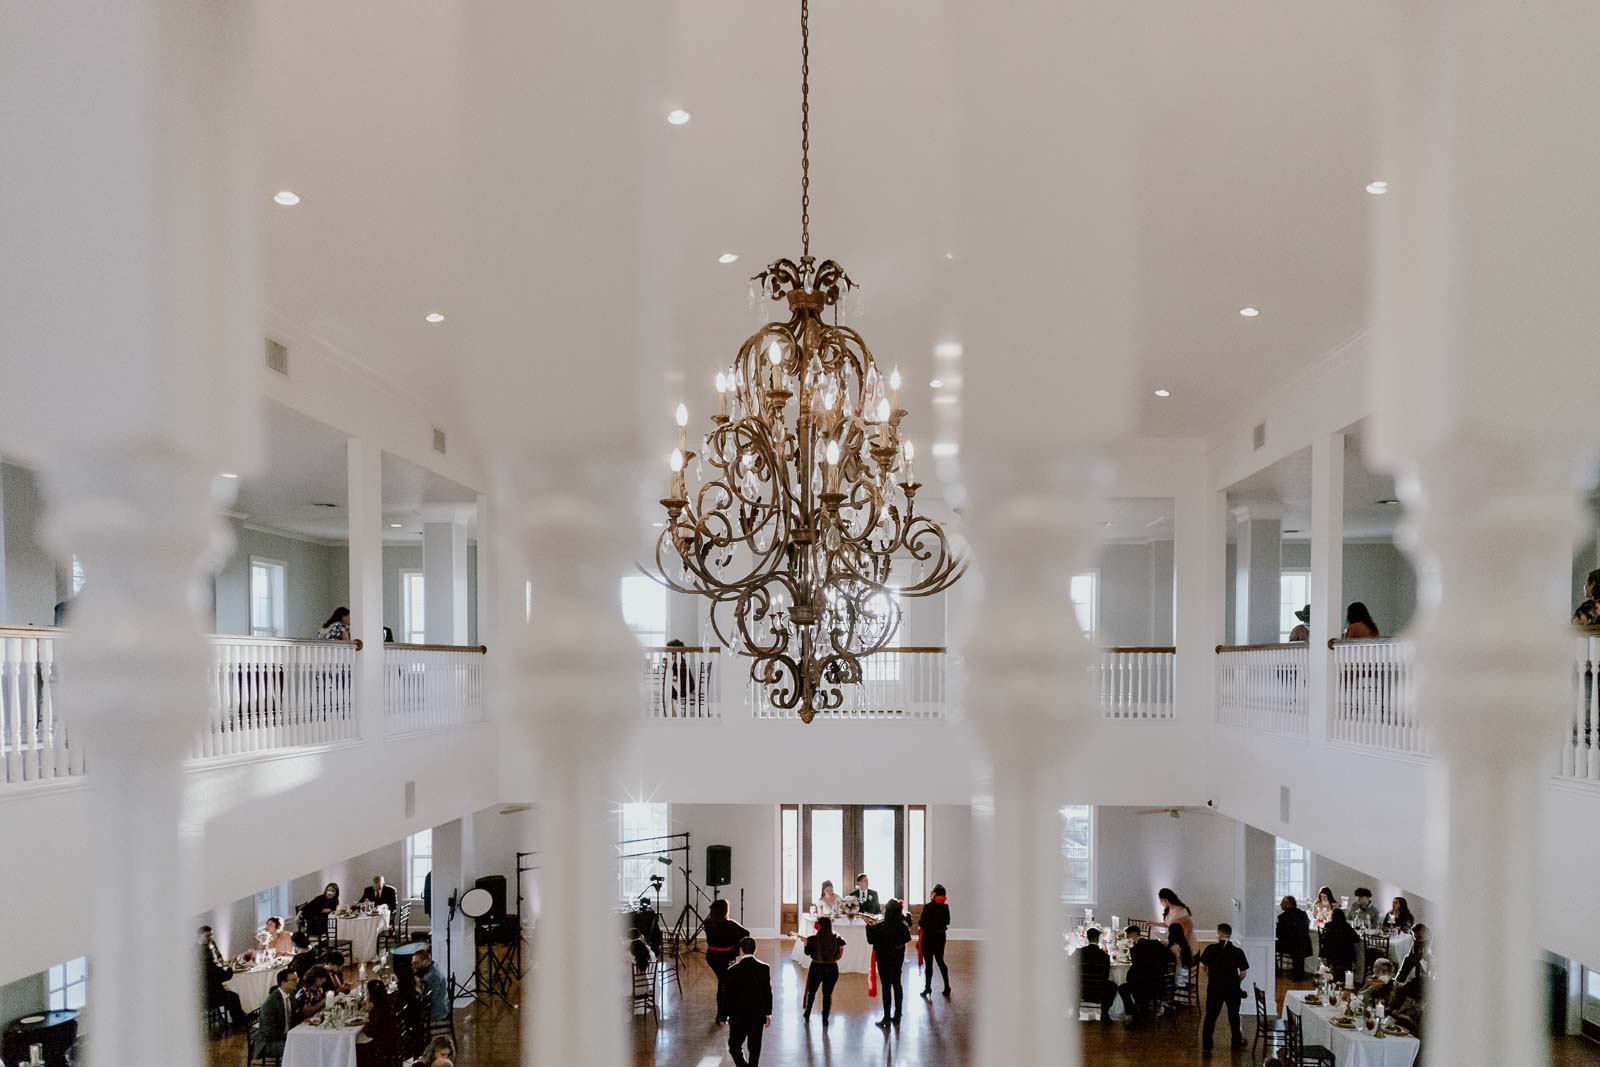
[1283,989,1420,1067]
[789,914,876,974]
[282,1018,364,1067]
[1064,932,1132,1020]
[224,956,292,1015]
[333,905,390,963]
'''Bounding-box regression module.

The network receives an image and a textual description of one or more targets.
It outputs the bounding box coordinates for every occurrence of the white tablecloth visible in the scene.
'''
[225,959,291,1015]
[282,1022,361,1067]
[333,906,389,962]
[788,915,875,974]
[1284,990,1420,1067]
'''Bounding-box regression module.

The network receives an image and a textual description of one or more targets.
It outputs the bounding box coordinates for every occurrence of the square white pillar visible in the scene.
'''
[424,518,469,645]
[347,438,385,738]
[1232,507,1284,645]
[1308,432,1345,740]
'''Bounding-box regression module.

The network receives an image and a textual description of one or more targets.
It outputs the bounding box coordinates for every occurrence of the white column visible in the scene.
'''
[1232,507,1284,646]
[348,438,386,738]
[423,517,469,645]
[1370,3,1600,1063]
[1308,432,1345,740]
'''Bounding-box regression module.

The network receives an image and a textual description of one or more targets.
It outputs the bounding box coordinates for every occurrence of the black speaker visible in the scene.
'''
[474,874,507,921]
[706,845,732,887]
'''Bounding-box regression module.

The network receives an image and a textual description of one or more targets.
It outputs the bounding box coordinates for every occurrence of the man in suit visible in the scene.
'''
[1198,922,1250,1056]
[851,874,881,916]
[1276,895,1313,978]
[1119,924,1172,1022]
[723,938,771,1067]
[1077,928,1117,1021]
[198,926,246,1031]
[360,875,399,912]
[254,968,300,1059]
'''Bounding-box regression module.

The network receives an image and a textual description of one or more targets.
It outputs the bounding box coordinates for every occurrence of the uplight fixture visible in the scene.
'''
[273,191,300,206]
[220,472,239,479]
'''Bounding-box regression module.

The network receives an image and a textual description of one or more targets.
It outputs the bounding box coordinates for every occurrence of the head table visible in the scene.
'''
[788,914,877,975]
[1284,989,1419,1067]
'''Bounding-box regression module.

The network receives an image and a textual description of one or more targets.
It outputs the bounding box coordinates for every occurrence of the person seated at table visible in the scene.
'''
[851,873,881,916]
[802,915,846,1026]
[410,1036,456,1067]
[413,947,450,1023]
[1167,922,1194,988]
[1359,958,1398,1003]
[197,925,246,1031]
[263,915,296,956]
[302,882,341,936]
[1320,908,1359,980]
[323,950,350,993]
[297,964,335,1022]
[1119,924,1172,1024]
[1346,887,1380,930]
[1077,927,1117,1022]
[254,968,300,1060]
[815,879,842,917]
[1384,895,1416,933]
[360,874,399,912]
[1388,964,1429,1036]
[288,931,318,976]
[1276,895,1313,979]
[1311,885,1338,926]
[1397,923,1431,983]
[356,980,401,1067]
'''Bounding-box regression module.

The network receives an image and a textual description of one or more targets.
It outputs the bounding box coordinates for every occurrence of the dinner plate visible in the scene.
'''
[1303,996,1323,1005]
[1330,1016,1357,1029]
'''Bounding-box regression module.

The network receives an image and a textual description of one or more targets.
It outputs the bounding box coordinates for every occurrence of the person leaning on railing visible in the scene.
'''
[1574,569,1600,626]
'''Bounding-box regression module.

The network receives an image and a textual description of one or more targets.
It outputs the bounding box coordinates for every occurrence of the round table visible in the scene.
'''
[788,915,876,974]
[2,1009,78,1067]
[333,906,389,962]
[282,1020,362,1067]
[1064,934,1132,1019]
[390,941,427,977]
[226,958,292,1015]
[1284,989,1420,1067]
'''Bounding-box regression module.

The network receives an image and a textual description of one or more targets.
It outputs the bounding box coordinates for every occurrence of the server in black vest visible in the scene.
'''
[918,884,952,998]
[723,937,771,1067]
[866,899,912,1028]
[1198,922,1250,1054]
[704,897,749,1024]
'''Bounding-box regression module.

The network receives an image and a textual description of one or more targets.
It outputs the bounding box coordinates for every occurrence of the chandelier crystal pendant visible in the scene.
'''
[652,0,965,723]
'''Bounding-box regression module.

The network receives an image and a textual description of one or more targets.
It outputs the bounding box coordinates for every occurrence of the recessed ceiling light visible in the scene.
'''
[929,378,943,389]
[930,442,959,458]
[425,312,445,324]
[273,191,300,206]
[389,522,403,529]
[219,472,239,479]
[667,109,692,126]
[718,252,739,264]
[1366,180,1388,195]
[1239,307,1260,318]
[1153,388,1171,398]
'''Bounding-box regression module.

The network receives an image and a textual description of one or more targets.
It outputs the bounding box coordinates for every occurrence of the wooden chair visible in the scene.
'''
[378,901,413,955]
[1077,975,1112,1021]
[1284,1008,1336,1067]
[1177,965,1200,1011]
[321,915,354,961]
[244,1024,281,1067]
[630,956,659,1022]
[1252,984,1288,1055]
[1151,963,1180,1027]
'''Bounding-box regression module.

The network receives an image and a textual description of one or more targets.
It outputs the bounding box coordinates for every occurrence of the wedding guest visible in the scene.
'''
[1397,924,1431,984]
[1198,922,1250,1054]
[1167,923,1194,988]
[1384,896,1416,933]
[254,969,300,1060]
[360,874,399,912]
[1359,958,1398,1003]
[704,898,749,1025]
[1574,569,1600,626]
[1344,601,1380,639]
[288,931,318,976]
[1276,896,1313,979]
[197,926,246,1031]
[410,1036,456,1067]
[302,882,341,936]
[413,948,450,1023]
[1120,924,1172,1023]
[723,938,771,1067]
[1347,887,1380,929]
[852,873,882,915]
[919,883,952,998]
[357,981,400,1067]
[264,916,296,956]
[1312,885,1339,925]
[1320,909,1359,981]
[323,951,350,993]
[318,606,354,640]
[1158,888,1195,947]
[815,880,841,916]
[867,899,912,1029]
[802,916,845,1026]
[1077,928,1116,1022]
[298,965,334,1021]
[1288,604,1311,642]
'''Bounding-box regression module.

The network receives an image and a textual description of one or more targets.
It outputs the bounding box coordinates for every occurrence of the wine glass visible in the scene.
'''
[1365,1013,1377,1033]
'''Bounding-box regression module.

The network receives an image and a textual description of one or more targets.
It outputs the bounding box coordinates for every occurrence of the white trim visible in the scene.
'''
[238,521,347,548]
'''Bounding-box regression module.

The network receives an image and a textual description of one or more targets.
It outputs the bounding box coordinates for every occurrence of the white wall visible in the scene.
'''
[667,804,778,935]
[1096,541,1174,647]
[1280,540,1418,637]
[213,520,350,637]
[383,543,478,645]
[1093,806,1239,931]
[0,970,48,1025]
[1,461,64,626]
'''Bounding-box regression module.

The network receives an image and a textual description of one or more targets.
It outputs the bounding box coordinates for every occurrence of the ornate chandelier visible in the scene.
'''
[653,0,964,722]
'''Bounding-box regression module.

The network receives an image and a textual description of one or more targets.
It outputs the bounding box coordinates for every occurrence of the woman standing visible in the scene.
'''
[318,607,353,640]
[802,916,846,1026]
[1344,602,1380,639]
[703,898,749,1025]
[866,900,912,1029]
[919,884,951,998]
[1157,888,1194,948]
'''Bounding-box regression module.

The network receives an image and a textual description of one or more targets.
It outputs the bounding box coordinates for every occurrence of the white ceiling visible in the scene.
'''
[1226,424,1402,540]
[256,1,1381,450]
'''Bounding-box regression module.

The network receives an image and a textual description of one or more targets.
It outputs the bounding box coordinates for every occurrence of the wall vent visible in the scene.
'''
[432,427,448,455]
[264,338,289,376]
[404,780,416,818]
[1280,784,1291,824]
[1252,422,1267,450]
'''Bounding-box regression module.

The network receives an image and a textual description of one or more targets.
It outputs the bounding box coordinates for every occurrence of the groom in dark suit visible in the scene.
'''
[852,874,881,915]
[724,938,772,1067]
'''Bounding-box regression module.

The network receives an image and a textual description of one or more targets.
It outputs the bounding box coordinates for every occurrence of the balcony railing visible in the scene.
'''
[643,646,722,719]
[1097,647,1176,720]
[1329,637,1427,755]
[203,635,362,758]
[1215,642,1309,735]
[1561,631,1600,784]
[383,643,488,735]
[751,648,950,720]
[0,627,74,785]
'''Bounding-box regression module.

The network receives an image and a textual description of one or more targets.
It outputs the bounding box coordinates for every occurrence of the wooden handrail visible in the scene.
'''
[385,642,487,654]
[1102,646,1176,654]
[1328,637,1397,649]
[0,625,67,638]
[737,645,947,656]
[0,626,364,651]
[1215,642,1308,653]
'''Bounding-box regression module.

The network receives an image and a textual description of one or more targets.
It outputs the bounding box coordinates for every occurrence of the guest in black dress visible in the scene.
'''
[704,898,749,1025]
[918,884,951,998]
[1321,909,1360,982]
[302,882,340,936]
[802,916,846,1025]
[866,899,912,1029]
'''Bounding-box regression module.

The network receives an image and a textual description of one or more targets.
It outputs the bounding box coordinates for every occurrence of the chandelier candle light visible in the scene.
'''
[653,0,963,723]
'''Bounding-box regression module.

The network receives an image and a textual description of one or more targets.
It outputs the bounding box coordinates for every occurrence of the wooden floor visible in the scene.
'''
[206,939,1600,1066]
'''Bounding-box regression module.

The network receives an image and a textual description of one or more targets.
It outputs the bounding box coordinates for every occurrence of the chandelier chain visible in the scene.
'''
[800,0,810,261]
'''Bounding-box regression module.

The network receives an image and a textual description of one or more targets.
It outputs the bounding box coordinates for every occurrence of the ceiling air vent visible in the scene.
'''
[1252,421,1266,450]
[432,427,448,455]
[264,338,289,376]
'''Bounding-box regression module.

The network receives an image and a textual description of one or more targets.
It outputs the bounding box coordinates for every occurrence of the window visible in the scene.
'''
[1275,836,1310,902]
[405,828,433,900]
[250,557,287,637]
[1070,571,1098,640]
[907,806,927,905]
[255,883,289,927]
[781,806,799,906]
[1280,571,1311,642]
[619,575,668,647]
[862,808,898,900]
[1060,805,1095,905]
[402,570,426,643]
[618,802,671,902]
[70,555,86,595]
[48,957,86,1011]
